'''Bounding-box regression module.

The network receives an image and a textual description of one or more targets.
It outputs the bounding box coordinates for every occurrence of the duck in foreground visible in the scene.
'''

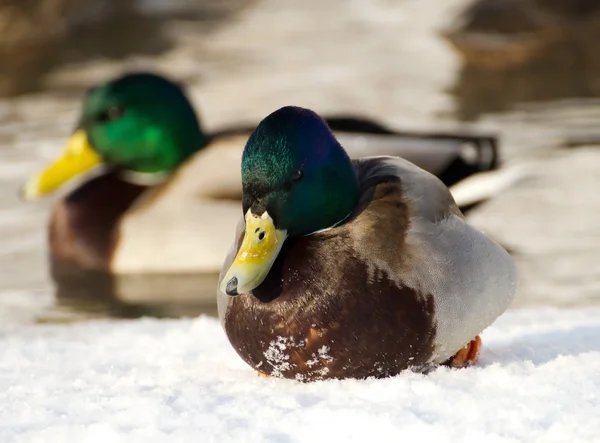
[218,106,517,381]
[21,72,511,310]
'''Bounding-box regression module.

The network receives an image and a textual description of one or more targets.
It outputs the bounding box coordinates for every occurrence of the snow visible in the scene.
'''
[1,307,599,443]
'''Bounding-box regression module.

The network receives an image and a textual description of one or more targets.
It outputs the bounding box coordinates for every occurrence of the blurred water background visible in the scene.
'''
[2,0,600,324]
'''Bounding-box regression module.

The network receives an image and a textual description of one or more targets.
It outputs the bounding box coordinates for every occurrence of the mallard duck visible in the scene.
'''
[217,106,517,381]
[21,72,508,309]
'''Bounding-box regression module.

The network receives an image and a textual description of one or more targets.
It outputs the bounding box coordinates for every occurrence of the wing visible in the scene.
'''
[353,156,517,363]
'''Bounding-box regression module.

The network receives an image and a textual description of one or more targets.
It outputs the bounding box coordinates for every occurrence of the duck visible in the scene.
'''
[21,72,510,311]
[217,106,517,381]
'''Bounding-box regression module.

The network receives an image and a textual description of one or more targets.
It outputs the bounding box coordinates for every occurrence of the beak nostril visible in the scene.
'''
[258,231,265,241]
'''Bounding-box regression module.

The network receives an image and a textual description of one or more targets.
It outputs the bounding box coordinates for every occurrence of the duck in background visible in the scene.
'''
[217,106,517,381]
[21,72,515,316]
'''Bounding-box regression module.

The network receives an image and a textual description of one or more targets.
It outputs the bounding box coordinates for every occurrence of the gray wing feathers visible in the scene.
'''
[409,214,517,363]
[363,156,517,362]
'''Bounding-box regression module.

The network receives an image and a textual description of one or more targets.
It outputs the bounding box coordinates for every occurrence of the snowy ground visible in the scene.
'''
[1,307,599,443]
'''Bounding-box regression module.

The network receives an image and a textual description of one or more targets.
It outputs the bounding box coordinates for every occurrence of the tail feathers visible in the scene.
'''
[436,135,498,188]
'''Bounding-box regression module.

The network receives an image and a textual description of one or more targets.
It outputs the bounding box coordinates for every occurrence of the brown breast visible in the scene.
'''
[224,179,438,382]
[48,171,147,271]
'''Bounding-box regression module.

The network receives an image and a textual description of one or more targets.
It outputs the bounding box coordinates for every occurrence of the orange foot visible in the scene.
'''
[444,336,482,369]
[257,371,270,378]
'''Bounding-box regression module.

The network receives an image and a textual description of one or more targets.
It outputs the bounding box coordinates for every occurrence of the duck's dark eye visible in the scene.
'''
[97,106,125,123]
[291,169,303,182]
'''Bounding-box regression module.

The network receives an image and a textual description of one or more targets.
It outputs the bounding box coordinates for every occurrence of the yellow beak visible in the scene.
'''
[220,210,287,296]
[21,129,103,201]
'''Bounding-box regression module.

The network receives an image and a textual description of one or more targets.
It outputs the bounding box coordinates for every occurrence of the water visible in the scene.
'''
[1,0,600,324]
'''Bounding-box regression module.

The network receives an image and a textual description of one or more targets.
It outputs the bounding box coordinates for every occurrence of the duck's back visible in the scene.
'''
[113,142,245,275]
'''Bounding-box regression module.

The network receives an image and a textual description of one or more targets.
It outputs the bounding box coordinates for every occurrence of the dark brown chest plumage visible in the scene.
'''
[224,179,438,381]
[49,172,146,271]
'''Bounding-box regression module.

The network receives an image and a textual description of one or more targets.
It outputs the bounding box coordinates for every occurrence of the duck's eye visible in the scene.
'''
[97,106,125,123]
[291,169,303,182]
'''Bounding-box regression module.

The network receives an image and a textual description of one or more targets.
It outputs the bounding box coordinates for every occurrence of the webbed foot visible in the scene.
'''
[444,335,482,368]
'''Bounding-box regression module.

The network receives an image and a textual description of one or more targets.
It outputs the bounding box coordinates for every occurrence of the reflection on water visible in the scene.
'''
[441,0,600,120]
[51,260,220,320]
[448,38,600,121]
[0,0,252,96]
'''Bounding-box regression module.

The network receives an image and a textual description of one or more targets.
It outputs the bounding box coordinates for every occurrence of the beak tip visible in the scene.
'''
[224,276,239,297]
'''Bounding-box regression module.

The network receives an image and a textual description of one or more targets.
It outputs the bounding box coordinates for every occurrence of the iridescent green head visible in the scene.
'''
[221,106,360,296]
[81,72,205,173]
[22,72,206,200]
[241,105,359,237]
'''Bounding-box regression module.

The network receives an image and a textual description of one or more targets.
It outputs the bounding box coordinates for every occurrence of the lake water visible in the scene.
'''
[2,0,600,324]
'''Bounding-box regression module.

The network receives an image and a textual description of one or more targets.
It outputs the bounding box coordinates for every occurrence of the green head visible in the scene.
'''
[220,105,360,296]
[241,105,359,237]
[21,72,206,200]
[81,72,205,173]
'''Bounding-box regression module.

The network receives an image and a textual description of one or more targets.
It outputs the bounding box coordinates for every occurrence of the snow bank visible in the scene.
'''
[0,307,599,443]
